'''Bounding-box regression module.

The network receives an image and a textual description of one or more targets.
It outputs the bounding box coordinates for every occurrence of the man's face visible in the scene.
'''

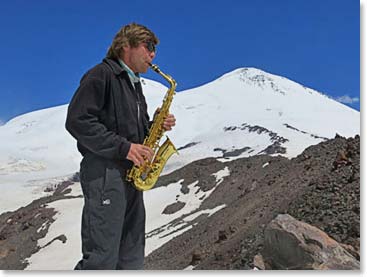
[122,41,156,73]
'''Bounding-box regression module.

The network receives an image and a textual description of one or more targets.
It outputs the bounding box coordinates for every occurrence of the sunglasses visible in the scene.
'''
[145,41,156,53]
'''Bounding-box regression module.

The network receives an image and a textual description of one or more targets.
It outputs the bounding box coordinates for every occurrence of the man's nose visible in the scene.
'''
[149,51,156,59]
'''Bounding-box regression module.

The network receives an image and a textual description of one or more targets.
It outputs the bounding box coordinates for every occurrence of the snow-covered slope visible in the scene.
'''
[163,67,359,174]
[0,68,359,213]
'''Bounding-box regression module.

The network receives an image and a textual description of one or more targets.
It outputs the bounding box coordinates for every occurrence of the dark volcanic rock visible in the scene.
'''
[162,201,186,215]
[214,147,251,158]
[261,214,359,270]
[155,157,224,192]
[178,142,200,151]
[258,141,286,155]
[287,135,360,254]
[145,135,360,270]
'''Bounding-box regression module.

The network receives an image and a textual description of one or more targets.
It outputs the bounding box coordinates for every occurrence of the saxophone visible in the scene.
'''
[126,63,178,191]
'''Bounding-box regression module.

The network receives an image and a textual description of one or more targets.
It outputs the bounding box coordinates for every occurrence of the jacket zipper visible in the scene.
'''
[134,81,140,120]
[136,88,142,141]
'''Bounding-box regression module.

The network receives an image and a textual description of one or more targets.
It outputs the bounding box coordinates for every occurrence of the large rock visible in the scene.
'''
[261,214,360,270]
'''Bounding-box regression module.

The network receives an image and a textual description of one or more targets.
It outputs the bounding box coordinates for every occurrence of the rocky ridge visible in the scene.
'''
[145,134,360,269]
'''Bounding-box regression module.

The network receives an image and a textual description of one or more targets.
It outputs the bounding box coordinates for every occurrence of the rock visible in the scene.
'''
[0,248,10,259]
[191,250,202,265]
[253,254,266,270]
[42,234,67,248]
[214,252,223,261]
[333,150,352,169]
[216,230,227,243]
[340,243,360,260]
[162,201,186,215]
[180,185,189,194]
[261,214,360,270]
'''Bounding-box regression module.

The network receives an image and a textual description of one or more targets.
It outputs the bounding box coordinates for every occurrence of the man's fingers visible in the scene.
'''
[163,124,172,131]
[130,155,140,167]
[132,153,144,167]
[137,146,154,163]
[142,146,154,159]
[133,157,141,167]
[163,114,176,130]
[127,144,155,166]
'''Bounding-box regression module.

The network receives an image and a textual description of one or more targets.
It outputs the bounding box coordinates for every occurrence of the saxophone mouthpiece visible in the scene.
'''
[150,63,160,73]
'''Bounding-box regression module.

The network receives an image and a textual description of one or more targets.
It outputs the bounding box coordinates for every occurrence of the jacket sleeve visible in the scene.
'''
[65,72,131,160]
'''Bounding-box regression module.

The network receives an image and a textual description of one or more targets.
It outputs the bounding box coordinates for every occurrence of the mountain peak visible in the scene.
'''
[218,67,266,81]
[218,67,293,85]
[214,67,321,99]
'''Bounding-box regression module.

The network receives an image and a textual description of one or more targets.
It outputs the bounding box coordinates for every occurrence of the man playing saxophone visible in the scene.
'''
[66,23,176,270]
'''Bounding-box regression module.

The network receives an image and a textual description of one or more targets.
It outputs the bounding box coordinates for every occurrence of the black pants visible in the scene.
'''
[75,154,145,270]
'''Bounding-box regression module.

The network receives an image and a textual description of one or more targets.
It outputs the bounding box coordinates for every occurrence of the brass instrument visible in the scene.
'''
[126,63,178,191]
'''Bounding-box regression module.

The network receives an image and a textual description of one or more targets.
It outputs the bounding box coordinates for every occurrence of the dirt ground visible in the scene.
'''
[145,135,360,269]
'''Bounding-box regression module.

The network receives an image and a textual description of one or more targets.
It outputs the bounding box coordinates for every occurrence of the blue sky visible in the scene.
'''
[0,0,360,124]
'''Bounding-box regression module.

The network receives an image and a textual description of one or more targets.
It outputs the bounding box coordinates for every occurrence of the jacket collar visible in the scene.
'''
[103,57,126,76]
[118,59,140,82]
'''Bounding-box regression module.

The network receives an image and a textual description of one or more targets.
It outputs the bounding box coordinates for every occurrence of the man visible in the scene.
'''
[66,23,176,270]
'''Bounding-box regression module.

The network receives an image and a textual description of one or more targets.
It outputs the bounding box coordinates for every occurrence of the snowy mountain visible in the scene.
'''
[164,67,359,174]
[0,67,360,269]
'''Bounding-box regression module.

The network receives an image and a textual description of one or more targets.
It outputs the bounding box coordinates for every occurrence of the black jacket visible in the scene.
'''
[66,58,150,170]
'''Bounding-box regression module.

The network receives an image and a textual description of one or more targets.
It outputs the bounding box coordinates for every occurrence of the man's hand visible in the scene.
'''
[153,108,176,131]
[127,143,154,167]
[163,113,176,131]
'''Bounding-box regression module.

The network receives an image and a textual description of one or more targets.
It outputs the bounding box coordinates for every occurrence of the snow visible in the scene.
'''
[145,167,228,256]
[212,166,230,184]
[24,165,230,268]
[0,67,360,270]
[25,197,83,270]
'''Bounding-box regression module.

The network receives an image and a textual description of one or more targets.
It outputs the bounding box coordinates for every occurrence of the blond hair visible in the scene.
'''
[106,23,159,59]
